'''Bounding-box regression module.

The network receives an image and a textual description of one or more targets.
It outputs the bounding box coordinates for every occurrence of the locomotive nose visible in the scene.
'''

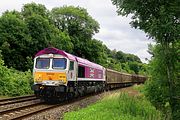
[49,76,52,80]
[34,71,67,85]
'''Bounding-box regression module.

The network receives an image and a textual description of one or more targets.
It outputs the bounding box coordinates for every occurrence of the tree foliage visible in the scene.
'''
[0,2,145,75]
[112,0,180,119]
[51,6,99,38]
[0,12,31,71]
[111,0,179,43]
[51,6,100,58]
[21,2,49,19]
[0,3,73,71]
[145,43,179,119]
[0,52,33,96]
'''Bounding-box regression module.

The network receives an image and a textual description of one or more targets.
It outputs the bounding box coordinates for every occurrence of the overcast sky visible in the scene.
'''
[0,0,154,63]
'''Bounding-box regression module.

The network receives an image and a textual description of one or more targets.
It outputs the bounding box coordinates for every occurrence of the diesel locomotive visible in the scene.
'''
[32,47,147,101]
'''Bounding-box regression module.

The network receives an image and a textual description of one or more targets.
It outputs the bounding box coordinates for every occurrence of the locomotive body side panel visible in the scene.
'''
[67,61,78,81]
[76,57,106,81]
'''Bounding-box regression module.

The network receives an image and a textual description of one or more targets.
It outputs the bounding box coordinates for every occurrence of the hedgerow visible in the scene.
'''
[0,57,33,96]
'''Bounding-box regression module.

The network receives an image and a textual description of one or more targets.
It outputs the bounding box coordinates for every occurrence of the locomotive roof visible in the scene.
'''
[35,47,104,70]
[35,47,76,61]
[75,56,103,69]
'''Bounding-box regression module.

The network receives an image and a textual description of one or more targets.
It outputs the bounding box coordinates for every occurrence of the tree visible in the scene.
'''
[23,3,74,68]
[51,6,100,58]
[128,62,139,74]
[145,44,172,118]
[115,51,126,63]
[50,31,73,52]
[84,39,108,65]
[21,2,49,19]
[0,3,74,71]
[112,0,180,119]
[25,14,51,54]
[0,12,31,71]
[125,54,141,63]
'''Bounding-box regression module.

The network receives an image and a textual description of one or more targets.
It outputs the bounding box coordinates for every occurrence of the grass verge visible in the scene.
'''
[64,89,162,120]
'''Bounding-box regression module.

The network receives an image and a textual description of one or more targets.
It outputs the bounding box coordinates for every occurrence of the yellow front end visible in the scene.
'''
[34,72,67,86]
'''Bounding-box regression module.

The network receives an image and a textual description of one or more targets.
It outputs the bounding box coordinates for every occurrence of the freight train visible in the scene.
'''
[32,47,147,101]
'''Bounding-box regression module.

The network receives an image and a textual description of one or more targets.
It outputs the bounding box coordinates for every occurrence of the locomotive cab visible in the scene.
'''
[33,54,68,86]
[32,48,77,99]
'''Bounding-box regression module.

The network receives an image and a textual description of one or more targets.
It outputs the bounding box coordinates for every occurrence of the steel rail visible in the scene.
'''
[0,97,38,106]
[0,95,35,102]
[0,102,43,115]
[2,93,100,120]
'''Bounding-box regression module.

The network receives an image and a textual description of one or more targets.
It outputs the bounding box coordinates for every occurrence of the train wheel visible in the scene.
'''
[67,92,74,100]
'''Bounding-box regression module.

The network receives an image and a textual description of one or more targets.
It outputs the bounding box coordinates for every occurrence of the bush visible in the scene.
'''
[0,58,33,96]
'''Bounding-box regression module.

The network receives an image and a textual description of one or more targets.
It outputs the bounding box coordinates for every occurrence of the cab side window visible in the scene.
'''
[69,61,74,70]
[78,66,85,78]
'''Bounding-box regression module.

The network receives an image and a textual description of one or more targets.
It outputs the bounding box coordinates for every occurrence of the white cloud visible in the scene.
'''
[0,0,154,63]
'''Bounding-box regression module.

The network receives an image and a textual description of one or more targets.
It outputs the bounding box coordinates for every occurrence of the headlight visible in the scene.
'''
[34,74,42,82]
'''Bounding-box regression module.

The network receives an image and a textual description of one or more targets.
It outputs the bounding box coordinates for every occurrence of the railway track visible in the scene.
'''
[0,95,37,106]
[0,95,42,120]
[0,87,132,120]
[0,102,57,120]
[0,93,98,120]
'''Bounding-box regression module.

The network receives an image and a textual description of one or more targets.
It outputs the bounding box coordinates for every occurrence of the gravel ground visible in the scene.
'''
[23,86,140,120]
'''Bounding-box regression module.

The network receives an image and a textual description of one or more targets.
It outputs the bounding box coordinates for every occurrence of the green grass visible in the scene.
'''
[64,92,162,120]
[0,96,9,99]
[133,84,145,93]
